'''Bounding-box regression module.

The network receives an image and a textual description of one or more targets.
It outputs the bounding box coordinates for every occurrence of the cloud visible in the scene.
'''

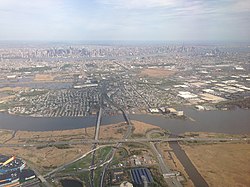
[0,0,67,22]
[230,0,250,12]
[99,0,250,16]
[0,0,73,26]
[0,0,249,41]
[97,0,219,22]
[0,0,62,8]
[0,0,62,13]
[99,0,177,9]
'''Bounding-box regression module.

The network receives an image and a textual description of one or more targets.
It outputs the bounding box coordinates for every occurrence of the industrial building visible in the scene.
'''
[0,156,25,174]
[130,168,154,186]
[0,155,34,186]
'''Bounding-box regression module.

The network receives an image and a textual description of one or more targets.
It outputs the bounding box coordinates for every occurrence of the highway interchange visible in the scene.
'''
[5,80,249,187]
[1,137,249,148]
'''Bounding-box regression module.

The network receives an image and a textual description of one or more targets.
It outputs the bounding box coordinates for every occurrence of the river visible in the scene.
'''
[0,108,249,134]
[1,108,249,186]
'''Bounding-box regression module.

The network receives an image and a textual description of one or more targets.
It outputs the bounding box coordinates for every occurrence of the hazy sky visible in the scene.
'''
[0,0,249,41]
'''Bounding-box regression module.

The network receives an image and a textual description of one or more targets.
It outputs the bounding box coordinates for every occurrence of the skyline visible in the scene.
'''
[0,0,249,42]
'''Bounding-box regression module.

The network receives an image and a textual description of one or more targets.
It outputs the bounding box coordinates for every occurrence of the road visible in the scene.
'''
[44,145,111,177]
[46,86,104,187]
[99,110,132,187]
[13,80,248,186]
[146,129,182,186]
[1,137,248,148]
[89,86,105,187]
[99,88,133,187]
[22,161,52,187]
[2,106,106,187]
[94,107,102,141]
[90,106,103,187]
[21,145,113,187]
[150,142,182,187]
[3,130,16,144]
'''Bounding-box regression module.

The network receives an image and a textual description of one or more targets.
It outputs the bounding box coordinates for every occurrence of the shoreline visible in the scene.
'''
[0,104,249,118]
[0,109,249,134]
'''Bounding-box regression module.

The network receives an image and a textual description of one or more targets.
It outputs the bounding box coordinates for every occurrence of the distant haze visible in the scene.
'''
[0,0,249,42]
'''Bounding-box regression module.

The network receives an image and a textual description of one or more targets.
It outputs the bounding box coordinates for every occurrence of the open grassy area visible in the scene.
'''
[182,143,250,187]
[94,146,112,165]
[131,120,161,135]
[150,166,169,186]
[0,145,92,174]
[182,131,250,139]
[1,120,164,146]
[0,129,13,143]
[111,147,129,166]
[63,154,93,172]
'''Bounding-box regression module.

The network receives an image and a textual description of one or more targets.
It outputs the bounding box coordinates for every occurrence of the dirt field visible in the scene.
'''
[34,74,55,81]
[140,68,175,78]
[131,120,161,135]
[182,143,250,187]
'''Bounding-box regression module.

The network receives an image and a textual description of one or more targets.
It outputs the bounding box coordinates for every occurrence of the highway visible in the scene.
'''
[44,145,111,177]
[8,135,247,186]
[44,101,104,187]
[10,81,248,187]
[94,107,102,141]
[1,137,248,148]
[90,106,102,187]
[90,86,106,187]
[99,88,133,187]
[20,145,113,187]
[99,110,132,187]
